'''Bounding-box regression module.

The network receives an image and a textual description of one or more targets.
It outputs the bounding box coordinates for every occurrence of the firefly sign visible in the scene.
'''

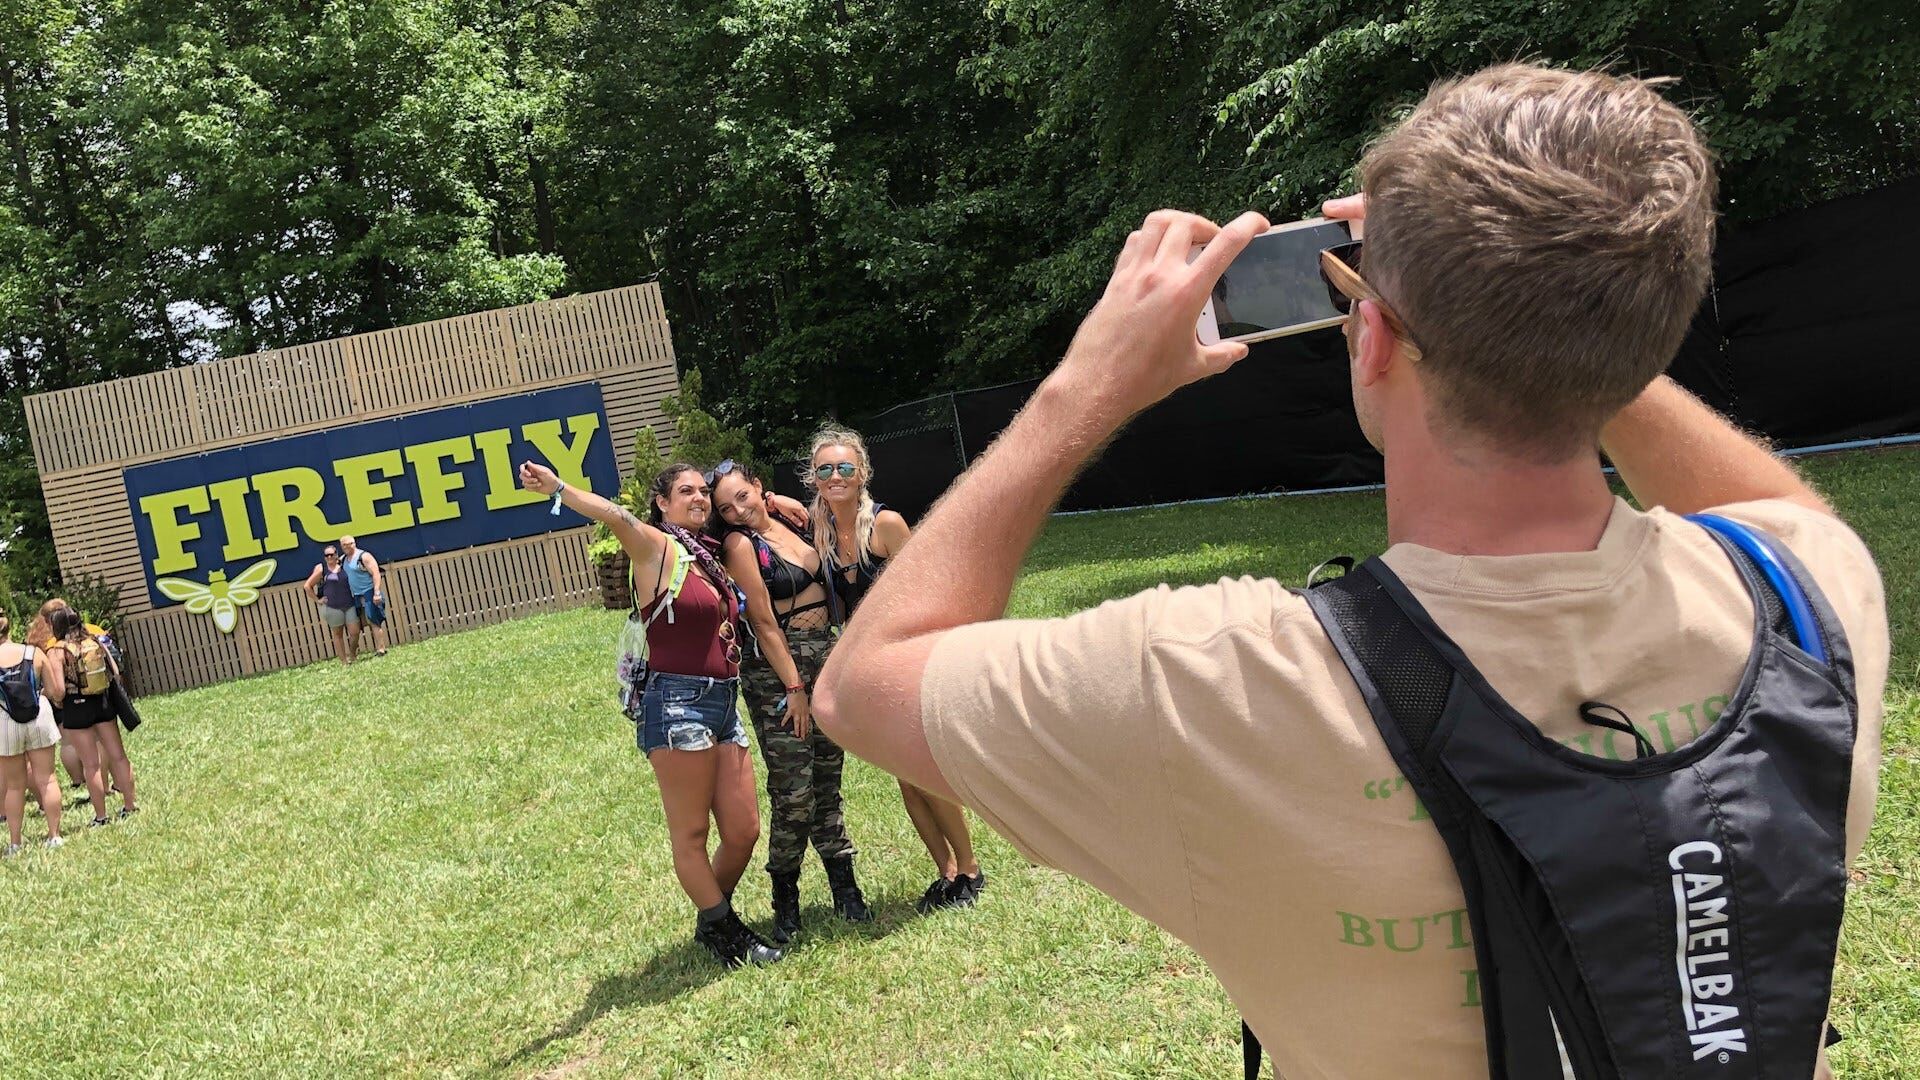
[123,381,620,617]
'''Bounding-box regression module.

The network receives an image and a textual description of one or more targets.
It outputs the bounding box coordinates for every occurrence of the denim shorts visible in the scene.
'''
[353,592,387,627]
[638,673,749,755]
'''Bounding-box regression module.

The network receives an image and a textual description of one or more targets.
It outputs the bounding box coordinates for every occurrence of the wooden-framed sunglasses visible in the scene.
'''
[1319,240,1424,358]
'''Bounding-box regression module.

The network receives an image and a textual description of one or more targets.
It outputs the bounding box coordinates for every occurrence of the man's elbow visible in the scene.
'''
[810,657,848,737]
[812,653,858,749]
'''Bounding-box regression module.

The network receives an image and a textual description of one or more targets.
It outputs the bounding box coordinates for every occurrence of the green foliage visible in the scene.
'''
[657,368,753,472]
[2,0,1915,598]
[56,572,124,634]
[627,422,668,483]
[583,380,754,567]
[0,559,21,636]
[584,528,624,567]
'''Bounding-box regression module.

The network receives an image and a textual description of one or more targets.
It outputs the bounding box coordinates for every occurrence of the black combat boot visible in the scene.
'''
[769,868,803,944]
[694,902,784,968]
[822,854,873,923]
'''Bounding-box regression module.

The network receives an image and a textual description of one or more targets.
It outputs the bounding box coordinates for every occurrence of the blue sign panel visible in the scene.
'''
[123,381,619,609]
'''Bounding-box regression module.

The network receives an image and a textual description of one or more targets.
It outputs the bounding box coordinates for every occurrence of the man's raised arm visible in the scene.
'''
[813,209,1268,796]
[1600,375,1830,517]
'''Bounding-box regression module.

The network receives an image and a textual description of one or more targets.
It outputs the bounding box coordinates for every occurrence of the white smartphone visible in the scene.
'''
[1195,217,1356,346]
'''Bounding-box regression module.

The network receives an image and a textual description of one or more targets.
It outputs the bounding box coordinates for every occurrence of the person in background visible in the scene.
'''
[46,606,138,826]
[303,543,361,665]
[522,459,782,969]
[339,535,390,657]
[27,598,87,789]
[808,426,984,912]
[710,459,871,942]
[0,612,65,856]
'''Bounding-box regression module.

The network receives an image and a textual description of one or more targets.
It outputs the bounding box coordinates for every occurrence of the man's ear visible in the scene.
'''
[1352,299,1399,388]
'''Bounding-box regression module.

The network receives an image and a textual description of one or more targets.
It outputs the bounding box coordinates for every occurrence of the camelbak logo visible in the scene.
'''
[1669,841,1748,1061]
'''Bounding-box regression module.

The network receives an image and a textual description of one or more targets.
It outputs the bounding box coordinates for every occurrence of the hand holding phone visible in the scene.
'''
[1194,217,1356,346]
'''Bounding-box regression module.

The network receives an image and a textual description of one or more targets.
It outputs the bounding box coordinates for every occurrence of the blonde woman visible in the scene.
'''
[1,612,65,855]
[808,426,984,911]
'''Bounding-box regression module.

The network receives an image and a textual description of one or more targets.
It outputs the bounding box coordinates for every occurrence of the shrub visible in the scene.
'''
[55,572,123,634]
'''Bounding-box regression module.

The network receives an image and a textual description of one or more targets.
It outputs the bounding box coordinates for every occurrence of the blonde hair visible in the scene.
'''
[1360,63,1716,460]
[806,425,878,573]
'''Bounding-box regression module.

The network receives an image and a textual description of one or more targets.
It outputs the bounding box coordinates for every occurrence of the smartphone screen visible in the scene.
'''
[1200,219,1353,344]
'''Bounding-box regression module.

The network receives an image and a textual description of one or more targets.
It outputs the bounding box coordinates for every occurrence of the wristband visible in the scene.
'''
[549,481,565,515]
[785,683,806,695]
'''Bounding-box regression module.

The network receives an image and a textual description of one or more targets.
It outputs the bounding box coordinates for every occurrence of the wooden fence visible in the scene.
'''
[25,284,678,695]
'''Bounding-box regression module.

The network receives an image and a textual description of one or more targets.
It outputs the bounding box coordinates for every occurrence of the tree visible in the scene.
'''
[3,0,1914,597]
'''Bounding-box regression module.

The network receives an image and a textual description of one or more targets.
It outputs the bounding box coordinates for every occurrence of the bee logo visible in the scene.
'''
[155,558,278,634]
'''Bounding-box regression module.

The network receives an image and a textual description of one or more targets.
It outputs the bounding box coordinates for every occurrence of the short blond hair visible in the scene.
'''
[1361,63,1716,459]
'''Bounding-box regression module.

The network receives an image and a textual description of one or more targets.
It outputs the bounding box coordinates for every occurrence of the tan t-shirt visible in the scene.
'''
[923,498,1888,1080]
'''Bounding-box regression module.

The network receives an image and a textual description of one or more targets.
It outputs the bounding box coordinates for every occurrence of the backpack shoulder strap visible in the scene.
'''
[1686,514,1852,700]
[20,645,38,699]
[634,538,693,628]
[1300,559,1569,1079]
[1301,560,1456,761]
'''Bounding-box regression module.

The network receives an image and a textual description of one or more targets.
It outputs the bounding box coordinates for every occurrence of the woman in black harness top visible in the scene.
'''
[711,460,871,942]
[808,426,984,912]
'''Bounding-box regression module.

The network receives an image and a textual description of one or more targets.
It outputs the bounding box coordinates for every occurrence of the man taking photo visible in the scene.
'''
[816,63,1887,1078]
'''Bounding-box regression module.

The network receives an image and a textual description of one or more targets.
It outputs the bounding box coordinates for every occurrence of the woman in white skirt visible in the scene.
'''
[1,612,65,856]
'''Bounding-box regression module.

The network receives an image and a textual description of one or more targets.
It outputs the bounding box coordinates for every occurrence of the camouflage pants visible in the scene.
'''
[741,627,856,874]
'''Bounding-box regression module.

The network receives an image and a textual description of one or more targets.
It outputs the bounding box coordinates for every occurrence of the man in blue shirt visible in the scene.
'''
[339,535,391,658]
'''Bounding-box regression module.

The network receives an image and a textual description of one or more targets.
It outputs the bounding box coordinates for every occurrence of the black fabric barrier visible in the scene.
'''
[781,180,1920,523]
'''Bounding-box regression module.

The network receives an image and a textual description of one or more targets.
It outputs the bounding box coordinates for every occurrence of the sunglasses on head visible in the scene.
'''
[704,459,738,487]
[814,462,858,480]
[1318,240,1423,356]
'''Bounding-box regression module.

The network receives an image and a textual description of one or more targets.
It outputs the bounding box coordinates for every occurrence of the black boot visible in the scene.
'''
[769,869,802,944]
[694,903,784,968]
[822,854,873,923]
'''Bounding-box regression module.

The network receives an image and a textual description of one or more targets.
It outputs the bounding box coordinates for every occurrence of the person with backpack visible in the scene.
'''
[809,425,986,914]
[709,459,871,943]
[303,543,361,665]
[521,458,783,969]
[47,606,139,826]
[1,612,65,856]
[815,65,1888,1077]
[338,535,390,658]
[26,598,87,789]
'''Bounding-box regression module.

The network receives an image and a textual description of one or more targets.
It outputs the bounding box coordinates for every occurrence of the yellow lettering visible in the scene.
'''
[332,451,414,537]
[523,412,602,491]
[403,436,476,524]
[208,477,264,561]
[475,427,544,511]
[252,467,338,553]
[139,487,211,575]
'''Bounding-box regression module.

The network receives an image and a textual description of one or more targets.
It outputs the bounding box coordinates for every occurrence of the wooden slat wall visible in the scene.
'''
[27,285,677,696]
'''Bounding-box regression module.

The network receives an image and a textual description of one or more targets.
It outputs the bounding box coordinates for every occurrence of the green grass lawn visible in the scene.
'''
[4,446,1915,1078]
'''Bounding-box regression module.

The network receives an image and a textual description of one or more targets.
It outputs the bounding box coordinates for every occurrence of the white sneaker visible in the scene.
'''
[43,836,65,850]
[2,843,21,858]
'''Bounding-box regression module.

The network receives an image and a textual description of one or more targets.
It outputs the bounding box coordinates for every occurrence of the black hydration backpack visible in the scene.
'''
[1,645,41,723]
[1245,515,1856,1079]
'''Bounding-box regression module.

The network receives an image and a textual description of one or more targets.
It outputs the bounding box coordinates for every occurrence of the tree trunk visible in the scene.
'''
[527,137,558,255]
[0,54,46,228]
